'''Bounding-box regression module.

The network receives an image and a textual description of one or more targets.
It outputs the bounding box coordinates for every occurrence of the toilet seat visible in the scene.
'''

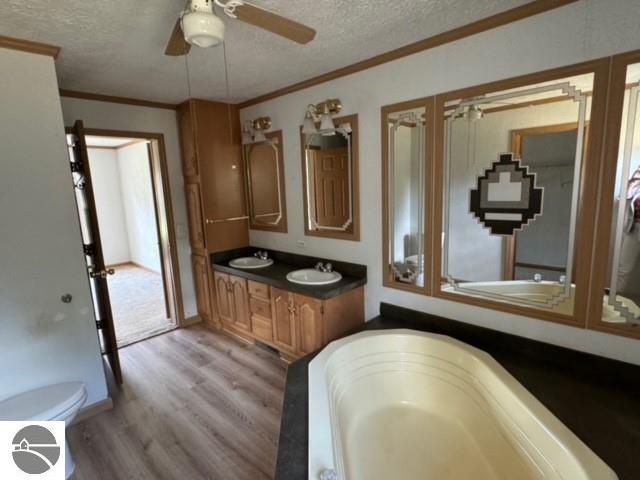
[0,382,87,421]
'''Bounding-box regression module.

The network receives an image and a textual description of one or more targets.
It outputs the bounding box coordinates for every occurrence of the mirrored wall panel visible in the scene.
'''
[440,72,596,316]
[385,105,427,288]
[301,114,359,240]
[244,130,287,232]
[602,62,640,325]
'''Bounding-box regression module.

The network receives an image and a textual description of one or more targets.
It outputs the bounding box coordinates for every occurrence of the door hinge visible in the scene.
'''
[70,160,84,173]
[96,319,104,329]
[83,243,95,256]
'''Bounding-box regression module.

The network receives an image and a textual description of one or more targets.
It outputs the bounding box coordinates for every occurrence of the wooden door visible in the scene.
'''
[271,287,296,352]
[191,255,211,321]
[68,120,122,383]
[214,271,233,326]
[294,294,324,355]
[313,148,350,228]
[230,275,251,331]
[185,183,205,250]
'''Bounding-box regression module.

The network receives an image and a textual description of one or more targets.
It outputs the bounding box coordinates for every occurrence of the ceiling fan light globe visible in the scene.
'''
[182,11,225,48]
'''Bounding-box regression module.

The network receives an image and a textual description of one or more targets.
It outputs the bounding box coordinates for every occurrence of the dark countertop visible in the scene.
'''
[211,247,366,300]
[275,302,640,480]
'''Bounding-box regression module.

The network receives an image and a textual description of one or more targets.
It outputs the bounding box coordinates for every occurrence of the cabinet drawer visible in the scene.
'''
[249,297,272,319]
[248,280,270,300]
[251,314,273,342]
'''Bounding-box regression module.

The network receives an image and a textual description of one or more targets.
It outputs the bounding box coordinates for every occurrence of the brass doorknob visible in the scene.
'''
[89,268,115,279]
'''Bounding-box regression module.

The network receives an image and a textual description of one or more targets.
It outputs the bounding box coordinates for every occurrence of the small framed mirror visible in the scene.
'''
[244,130,287,232]
[301,114,359,241]
[382,99,433,291]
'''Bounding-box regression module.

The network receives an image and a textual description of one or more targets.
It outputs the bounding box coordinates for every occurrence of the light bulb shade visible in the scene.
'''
[302,114,318,135]
[182,11,225,48]
[242,130,253,145]
[319,113,335,135]
[253,130,266,143]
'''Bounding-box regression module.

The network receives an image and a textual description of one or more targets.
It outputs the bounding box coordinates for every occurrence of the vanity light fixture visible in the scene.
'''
[302,99,343,136]
[242,116,272,144]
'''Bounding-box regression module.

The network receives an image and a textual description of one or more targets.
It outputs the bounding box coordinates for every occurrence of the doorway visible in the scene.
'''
[503,122,585,280]
[66,124,183,381]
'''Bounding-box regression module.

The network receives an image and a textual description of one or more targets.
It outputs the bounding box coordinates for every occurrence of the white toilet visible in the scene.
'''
[0,382,87,479]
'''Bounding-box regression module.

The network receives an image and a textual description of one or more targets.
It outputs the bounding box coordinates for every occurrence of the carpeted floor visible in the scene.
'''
[107,263,174,347]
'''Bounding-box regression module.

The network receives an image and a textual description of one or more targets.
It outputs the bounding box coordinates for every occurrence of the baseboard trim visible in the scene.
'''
[183,315,202,326]
[74,397,113,424]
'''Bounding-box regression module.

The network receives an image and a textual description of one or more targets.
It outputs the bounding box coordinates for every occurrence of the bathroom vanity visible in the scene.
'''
[211,248,366,361]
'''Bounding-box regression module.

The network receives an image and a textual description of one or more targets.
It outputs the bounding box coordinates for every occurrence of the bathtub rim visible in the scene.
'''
[307,328,618,480]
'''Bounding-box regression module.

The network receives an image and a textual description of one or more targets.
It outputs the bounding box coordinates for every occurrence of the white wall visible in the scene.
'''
[241,0,640,365]
[60,98,197,319]
[0,48,108,406]
[117,142,161,272]
[88,148,130,265]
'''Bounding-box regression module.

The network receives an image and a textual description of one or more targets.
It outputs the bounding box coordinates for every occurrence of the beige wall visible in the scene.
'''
[0,48,108,406]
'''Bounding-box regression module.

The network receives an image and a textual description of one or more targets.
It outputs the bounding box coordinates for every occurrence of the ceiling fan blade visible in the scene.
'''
[165,19,191,56]
[234,2,316,44]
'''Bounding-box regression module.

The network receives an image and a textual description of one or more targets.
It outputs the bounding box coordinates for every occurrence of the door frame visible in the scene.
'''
[66,126,185,329]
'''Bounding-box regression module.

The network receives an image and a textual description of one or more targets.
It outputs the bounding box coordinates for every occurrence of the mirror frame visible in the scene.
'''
[300,113,360,241]
[430,58,610,328]
[587,49,640,340]
[381,97,434,294]
[244,130,288,233]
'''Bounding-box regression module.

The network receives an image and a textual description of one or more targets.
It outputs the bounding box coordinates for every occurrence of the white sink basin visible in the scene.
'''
[286,269,342,286]
[229,257,274,269]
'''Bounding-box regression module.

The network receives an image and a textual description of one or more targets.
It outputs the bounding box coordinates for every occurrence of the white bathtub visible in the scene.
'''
[308,330,617,480]
[442,280,639,322]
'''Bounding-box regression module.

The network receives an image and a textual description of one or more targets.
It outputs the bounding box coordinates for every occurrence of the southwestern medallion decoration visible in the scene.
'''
[469,153,544,236]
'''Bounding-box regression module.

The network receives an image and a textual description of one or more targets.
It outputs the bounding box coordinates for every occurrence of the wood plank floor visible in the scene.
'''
[69,324,287,480]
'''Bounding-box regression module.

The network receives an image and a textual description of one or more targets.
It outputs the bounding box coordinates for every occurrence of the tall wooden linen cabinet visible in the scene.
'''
[177,99,249,327]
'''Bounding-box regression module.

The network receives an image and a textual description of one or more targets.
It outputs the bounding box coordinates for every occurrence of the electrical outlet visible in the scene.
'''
[296,240,306,248]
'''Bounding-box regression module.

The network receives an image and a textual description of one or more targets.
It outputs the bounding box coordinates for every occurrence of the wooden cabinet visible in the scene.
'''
[294,294,324,355]
[214,271,233,326]
[178,99,250,328]
[213,271,250,333]
[271,287,297,353]
[192,255,211,322]
[185,183,205,250]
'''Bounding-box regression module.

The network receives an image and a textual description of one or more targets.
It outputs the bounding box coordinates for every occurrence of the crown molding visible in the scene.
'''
[0,34,61,58]
[59,89,178,110]
[237,0,579,109]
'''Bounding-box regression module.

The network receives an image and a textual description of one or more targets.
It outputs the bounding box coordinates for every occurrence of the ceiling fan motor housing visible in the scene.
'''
[182,0,225,48]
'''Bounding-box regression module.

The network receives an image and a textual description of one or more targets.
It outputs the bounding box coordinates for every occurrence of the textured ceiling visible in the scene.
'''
[0,0,530,104]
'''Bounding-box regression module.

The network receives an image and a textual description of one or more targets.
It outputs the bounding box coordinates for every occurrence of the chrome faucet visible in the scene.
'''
[315,262,333,273]
[533,273,542,283]
[254,250,269,260]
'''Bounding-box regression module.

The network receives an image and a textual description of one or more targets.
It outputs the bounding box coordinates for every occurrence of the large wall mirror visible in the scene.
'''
[301,114,359,241]
[434,61,608,324]
[382,99,432,291]
[589,53,640,338]
[244,130,287,232]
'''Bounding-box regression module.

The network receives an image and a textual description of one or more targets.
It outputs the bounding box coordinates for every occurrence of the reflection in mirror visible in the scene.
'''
[441,72,595,315]
[244,130,287,232]
[387,107,426,287]
[302,115,359,240]
[604,62,640,325]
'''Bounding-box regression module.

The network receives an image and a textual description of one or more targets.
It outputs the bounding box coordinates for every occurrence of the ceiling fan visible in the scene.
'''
[165,0,316,56]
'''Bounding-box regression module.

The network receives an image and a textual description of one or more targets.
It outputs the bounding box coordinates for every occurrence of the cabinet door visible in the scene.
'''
[178,103,198,177]
[214,271,232,326]
[230,275,251,332]
[294,294,324,356]
[192,255,211,321]
[271,287,296,352]
[185,183,205,250]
